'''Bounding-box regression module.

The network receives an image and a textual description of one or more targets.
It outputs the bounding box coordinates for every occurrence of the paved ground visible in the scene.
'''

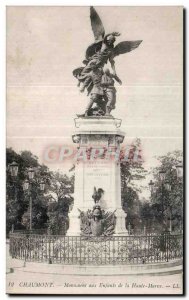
[6,242,183,295]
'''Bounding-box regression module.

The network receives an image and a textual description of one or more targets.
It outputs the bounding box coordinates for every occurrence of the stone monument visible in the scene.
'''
[67,6,142,236]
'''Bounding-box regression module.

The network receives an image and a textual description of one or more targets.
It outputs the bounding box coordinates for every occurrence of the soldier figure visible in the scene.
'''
[101,68,122,116]
[79,64,106,116]
[73,7,142,118]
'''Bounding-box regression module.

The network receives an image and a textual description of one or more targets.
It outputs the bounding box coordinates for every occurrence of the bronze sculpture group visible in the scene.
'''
[73,6,142,117]
[74,7,142,237]
[79,187,116,238]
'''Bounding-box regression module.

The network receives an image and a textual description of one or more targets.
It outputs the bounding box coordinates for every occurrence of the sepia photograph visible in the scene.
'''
[6,5,183,295]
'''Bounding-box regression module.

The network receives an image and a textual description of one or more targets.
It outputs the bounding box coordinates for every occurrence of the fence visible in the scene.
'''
[9,233,183,265]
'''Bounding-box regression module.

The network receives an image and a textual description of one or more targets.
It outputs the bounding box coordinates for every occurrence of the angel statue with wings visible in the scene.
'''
[73,6,142,115]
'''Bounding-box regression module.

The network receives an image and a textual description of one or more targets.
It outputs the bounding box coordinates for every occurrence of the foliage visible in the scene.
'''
[6,148,74,235]
[149,150,183,232]
[120,139,147,231]
[138,201,163,233]
[6,148,41,233]
[47,203,69,235]
[50,171,74,203]
[120,138,147,192]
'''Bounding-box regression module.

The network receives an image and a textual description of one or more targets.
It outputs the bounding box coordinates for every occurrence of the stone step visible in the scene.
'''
[9,259,182,276]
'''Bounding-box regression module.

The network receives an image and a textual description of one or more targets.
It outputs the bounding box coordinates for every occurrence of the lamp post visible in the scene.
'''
[164,180,172,232]
[149,162,183,234]
[148,180,154,197]
[175,162,183,233]
[176,162,183,179]
[128,222,131,235]
[148,180,157,233]
[149,171,167,231]
[39,181,45,192]
[23,169,45,230]
[9,161,19,178]
[23,168,35,230]
[9,161,19,232]
[143,224,146,235]
[159,170,166,229]
[28,168,35,230]
[159,164,183,233]
[159,170,166,181]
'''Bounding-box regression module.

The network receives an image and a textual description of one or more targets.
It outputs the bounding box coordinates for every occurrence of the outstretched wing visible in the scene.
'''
[112,40,142,58]
[90,6,105,41]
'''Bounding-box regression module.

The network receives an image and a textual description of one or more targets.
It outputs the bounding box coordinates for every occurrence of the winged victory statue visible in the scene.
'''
[73,6,142,117]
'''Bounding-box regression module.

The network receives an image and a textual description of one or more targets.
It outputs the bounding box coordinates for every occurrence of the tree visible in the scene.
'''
[50,172,74,203]
[46,172,74,234]
[124,187,142,233]
[6,148,41,233]
[6,148,74,235]
[150,150,183,232]
[120,139,147,231]
[140,201,153,227]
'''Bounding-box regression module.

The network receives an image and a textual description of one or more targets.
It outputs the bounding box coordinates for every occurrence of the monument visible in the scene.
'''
[67,7,142,237]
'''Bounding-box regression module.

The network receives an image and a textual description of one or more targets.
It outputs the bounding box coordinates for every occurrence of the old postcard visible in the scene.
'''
[6,6,183,295]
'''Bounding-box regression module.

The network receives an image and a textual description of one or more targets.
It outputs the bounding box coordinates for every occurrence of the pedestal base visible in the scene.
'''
[114,208,128,236]
[67,210,80,236]
[68,117,126,236]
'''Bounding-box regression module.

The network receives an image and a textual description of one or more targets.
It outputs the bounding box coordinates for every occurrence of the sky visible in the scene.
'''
[6,6,183,200]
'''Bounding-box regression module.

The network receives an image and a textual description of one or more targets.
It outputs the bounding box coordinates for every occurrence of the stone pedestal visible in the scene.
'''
[67,117,128,236]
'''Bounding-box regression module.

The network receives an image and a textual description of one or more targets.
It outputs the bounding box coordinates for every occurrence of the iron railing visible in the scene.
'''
[9,233,183,265]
